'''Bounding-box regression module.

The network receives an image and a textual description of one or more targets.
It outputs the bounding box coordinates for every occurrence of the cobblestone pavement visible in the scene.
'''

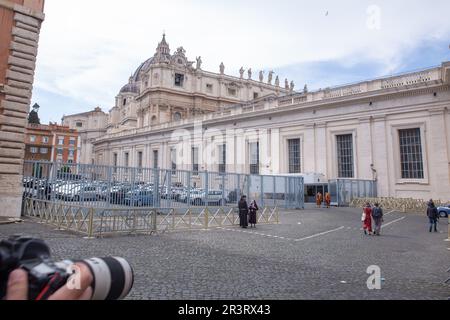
[1,207,449,300]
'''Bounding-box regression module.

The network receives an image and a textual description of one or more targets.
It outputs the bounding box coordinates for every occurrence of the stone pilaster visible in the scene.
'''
[315,123,327,177]
[357,117,374,180]
[303,124,315,173]
[371,116,389,197]
[428,108,450,200]
[0,1,45,218]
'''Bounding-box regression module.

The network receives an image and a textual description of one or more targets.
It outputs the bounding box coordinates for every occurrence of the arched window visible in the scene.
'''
[173,112,182,122]
[151,116,157,125]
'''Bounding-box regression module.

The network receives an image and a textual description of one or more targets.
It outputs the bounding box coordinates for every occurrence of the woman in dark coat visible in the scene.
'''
[238,195,249,228]
[427,200,439,233]
[248,200,259,228]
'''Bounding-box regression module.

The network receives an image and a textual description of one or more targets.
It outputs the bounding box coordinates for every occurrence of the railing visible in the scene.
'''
[328,179,377,207]
[23,161,304,210]
[23,198,279,238]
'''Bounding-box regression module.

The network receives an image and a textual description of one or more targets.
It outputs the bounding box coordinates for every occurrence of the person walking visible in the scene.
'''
[427,200,439,233]
[248,200,259,228]
[362,202,373,236]
[238,195,249,229]
[325,192,331,209]
[316,192,323,208]
[372,203,384,236]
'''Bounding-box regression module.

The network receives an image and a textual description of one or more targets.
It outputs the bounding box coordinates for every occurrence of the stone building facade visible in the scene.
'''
[106,35,291,136]
[25,123,52,162]
[0,0,45,218]
[62,107,108,164]
[92,61,450,202]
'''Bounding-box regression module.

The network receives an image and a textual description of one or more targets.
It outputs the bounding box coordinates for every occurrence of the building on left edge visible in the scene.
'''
[0,0,45,218]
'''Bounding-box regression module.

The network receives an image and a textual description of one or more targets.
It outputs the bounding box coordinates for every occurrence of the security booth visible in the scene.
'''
[304,184,329,204]
[303,177,377,207]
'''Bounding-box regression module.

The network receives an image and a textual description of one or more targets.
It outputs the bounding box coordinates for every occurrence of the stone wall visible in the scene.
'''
[0,0,44,217]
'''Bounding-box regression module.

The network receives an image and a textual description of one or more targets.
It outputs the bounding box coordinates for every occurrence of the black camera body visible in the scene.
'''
[0,235,134,300]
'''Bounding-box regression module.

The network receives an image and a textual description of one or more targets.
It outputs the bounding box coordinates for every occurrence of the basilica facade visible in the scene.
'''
[106,35,291,134]
[67,36,450,202]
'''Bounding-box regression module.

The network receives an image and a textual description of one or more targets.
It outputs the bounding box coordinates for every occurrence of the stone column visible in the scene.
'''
[428,108,450,200]
[357,117,373,180]
[315,123,327,177]
[0,0,45,218]
[372,116,390,197]
[303,124,315,173]
[270,128,280,174]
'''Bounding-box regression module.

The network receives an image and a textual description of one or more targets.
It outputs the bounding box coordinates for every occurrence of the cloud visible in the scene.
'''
[33,0,450,123]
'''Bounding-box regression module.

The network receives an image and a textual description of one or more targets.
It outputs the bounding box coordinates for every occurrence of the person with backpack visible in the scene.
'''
[426,200,439,233]
[372,203,384,236]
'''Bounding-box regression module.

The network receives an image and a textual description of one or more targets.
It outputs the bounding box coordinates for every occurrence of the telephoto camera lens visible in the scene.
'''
[80,257,134,300]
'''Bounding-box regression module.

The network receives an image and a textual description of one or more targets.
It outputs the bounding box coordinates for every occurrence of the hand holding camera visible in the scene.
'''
[0,236,134,300]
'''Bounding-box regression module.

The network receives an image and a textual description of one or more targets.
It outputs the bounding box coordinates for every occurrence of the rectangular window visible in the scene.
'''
[170,148,177,172]
[68,149,75,158]
[399,128,424,179]
[58,137,64,145]
[192,147,199,173]
[228,88,237,96]
[137,151,143,169]
[249,142,259,175]
[30,147,38,154]
[124,152,129,168]
[43,136,49,144]
[336,134,354,178]
[253,92,259,99]
[288,139,301,174]
[40,148,48,154]
[174,73,184,87]
[76,122,83,128]
[56,148,63,155]
[69,138,76,146]
[206,84,213,93]
[153,150,159,169]
[30,136,36,143]
[218,144,226,173]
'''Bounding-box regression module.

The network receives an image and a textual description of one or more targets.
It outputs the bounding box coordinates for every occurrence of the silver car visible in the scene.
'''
[189,190,226,206]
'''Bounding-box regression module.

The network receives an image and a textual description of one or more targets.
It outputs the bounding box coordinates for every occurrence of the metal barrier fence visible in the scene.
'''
[329,179,377,206]
[23,198,279,237]
[23,161,304,210]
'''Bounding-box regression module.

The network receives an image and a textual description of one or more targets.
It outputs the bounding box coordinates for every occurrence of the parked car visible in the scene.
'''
[437,204,450,218]
[189,190,226,206]
[57,184,102,202]
[161,186,185,200]
[178,188,203,203]
[108,184,133,204]
[55,182,82,200]
[94,183,110,200]
[125,189,154,207]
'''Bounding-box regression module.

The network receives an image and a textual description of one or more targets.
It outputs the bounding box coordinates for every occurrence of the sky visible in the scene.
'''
[31,0,450,124]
